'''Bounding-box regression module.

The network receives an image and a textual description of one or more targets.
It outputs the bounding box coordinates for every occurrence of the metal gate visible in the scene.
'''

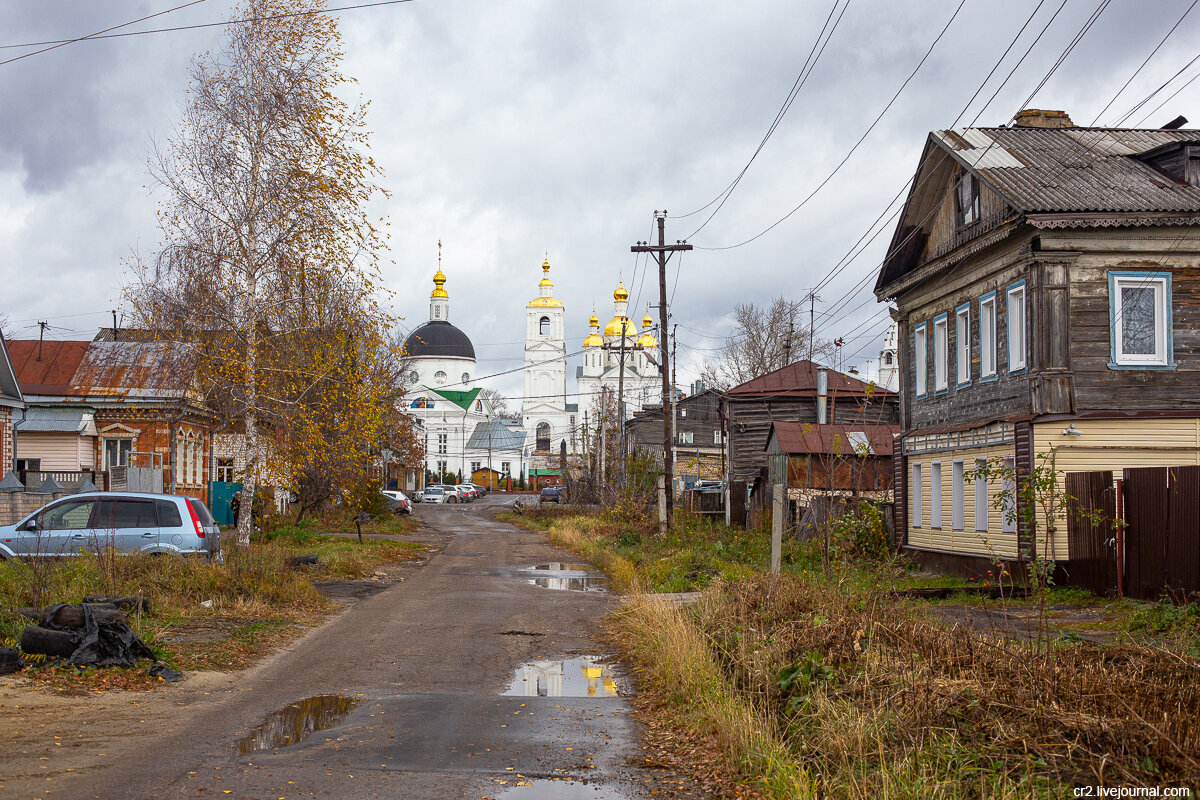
[1065,470,1117,596]
[1124,466,1200,601]
[208,481,242,526]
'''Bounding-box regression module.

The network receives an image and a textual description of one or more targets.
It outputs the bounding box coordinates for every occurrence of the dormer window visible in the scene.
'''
[956,174,980,227]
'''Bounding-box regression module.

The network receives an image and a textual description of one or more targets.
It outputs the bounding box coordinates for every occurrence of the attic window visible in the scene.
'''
[956,174,980,227]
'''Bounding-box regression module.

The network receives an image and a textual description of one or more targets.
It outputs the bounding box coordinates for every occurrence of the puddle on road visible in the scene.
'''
[504,655,622,698]
[524,563,609,593]
[236,695,359,754]
[487,779,635,799]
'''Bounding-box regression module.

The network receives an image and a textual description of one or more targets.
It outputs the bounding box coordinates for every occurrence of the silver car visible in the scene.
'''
[0,492,221,560]
[421,487,448,504]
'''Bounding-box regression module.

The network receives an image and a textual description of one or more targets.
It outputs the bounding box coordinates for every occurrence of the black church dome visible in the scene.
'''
[403,321,476,359]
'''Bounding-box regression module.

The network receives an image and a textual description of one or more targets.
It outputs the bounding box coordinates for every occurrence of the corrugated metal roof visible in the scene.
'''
[769,422,897,456]
[71,341,191,399]
[726,360,895,399]
[466,419,527,451]
[934,126,1200,213]
[15,407,95,434]
[0,333,23,406]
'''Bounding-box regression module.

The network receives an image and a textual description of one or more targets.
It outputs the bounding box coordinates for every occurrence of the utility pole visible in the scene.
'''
[806,291,820,364]
[632,211,692,534]
[671,322,679,501]
[616,331,627,487]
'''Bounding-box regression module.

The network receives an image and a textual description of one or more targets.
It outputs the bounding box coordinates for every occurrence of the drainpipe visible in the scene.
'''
[817,367,829,425]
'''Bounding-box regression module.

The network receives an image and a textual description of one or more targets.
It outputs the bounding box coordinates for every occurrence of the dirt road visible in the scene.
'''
[0,496,658,799]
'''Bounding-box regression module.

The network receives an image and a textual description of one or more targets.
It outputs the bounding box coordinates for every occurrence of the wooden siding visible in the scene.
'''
[898,236,1036,432]
[17,432,95,471]
[785,454,893,493]
[1035,418,1200,560]
[920,175,1010,265]
[725,395,898,482]
[906,443,1019,558]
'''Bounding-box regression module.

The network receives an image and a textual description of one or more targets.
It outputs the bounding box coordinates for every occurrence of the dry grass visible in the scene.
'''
[545,516,1200,797]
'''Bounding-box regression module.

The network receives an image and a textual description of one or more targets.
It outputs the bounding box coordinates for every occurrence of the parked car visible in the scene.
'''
[539,485,565,504]
[382,490,411,515]
[421,487,448,504]
[0,492,221,560]
[458,485,480,501]
[463,482,488,496]
[443,485,468,503]
[410,489,425,503]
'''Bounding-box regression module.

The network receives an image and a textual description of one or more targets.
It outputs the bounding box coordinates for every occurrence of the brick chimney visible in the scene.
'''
[1012,109,1075,129]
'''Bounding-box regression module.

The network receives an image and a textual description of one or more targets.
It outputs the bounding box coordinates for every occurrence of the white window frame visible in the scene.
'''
[955,303,971,387]
[930,462,943,529]
[951,460,964,531]
[1001,456,1017,534]
[679,431,694,445]
[974,457,988,532]
[933,314,948,393]
[969,455,988,532]
[913,323,927,398]
[1109,272,1172,368]
[713,430,723,445]
[911,463,923,528]
[1007,281,1027,373]
[979,293,997,380]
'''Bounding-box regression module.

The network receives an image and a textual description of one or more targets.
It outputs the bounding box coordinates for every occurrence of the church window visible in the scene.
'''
[501,461,510,475]
[540,316,550,335]
[462,372,470,385]
[409,371,419,384]
[471,461,481,473]
[883,352,893,366]
[536,422,551,451]
[437,434,447,455]
[434,371,447,384]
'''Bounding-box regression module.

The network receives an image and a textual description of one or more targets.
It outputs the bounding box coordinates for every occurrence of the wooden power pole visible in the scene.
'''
[631,212,691,534]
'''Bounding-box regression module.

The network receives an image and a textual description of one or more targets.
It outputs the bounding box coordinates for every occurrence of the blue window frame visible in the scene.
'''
[1006,279,1027,375]
[1108,271,1175,370]
[979,291,998,382]
[932,313,949,395]
[913,322,928,398]
[954,302,971,388]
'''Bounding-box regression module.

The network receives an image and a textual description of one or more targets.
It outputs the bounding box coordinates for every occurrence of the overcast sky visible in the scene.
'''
[3,0,1200,404]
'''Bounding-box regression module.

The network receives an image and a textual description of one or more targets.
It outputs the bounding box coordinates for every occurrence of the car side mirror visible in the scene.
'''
[19,519,36,532]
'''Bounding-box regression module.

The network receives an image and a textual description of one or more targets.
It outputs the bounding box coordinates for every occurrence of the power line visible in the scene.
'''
[695,0,970,251]
[0,0,418,67]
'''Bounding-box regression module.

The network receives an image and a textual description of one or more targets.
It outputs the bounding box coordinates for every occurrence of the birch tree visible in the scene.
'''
[698,297,831,390]
[129,0,391,547]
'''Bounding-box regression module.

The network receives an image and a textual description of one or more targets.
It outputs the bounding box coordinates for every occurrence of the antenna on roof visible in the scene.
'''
[36,321,47,361]
[111,309,118,341]
[1161,115,1188,130]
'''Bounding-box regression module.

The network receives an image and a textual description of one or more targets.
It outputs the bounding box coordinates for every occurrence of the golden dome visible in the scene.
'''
[604,315,636,337]
[529,296,563,307]
[613,282,629,302]
[583,332,603,347]
[431,240,448,298]
[588,307,599,327]
[638,332,659,348]
[641,303,653,329]
[539,254,554,288]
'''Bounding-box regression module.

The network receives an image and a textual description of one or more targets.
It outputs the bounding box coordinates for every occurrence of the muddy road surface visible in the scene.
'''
[1,496,658,799]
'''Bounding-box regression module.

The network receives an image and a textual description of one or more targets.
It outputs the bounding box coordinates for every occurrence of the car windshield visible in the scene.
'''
[425,488,444,495]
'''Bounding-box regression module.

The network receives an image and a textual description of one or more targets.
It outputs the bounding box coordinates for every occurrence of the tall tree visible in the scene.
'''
[698,297,829,391]
[129,0,390,547]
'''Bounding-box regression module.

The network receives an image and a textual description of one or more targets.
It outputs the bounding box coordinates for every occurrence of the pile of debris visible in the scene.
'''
[1,596,180,680]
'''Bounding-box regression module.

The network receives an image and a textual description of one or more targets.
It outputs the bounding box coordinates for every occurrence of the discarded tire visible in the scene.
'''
[20,625,80,659]
[42,604,127,629]
[0,647,20,675]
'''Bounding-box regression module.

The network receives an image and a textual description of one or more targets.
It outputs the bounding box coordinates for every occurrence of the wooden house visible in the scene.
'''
[626,389,725,486]
[722,361,898,505]
[874,109,1200,576]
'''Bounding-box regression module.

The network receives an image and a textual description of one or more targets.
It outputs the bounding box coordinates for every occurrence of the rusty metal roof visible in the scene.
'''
[768,421,897,456]
[9,339,192,400]
[8,340,91,396]
[933,126,1200,213]
[726,360,896,399]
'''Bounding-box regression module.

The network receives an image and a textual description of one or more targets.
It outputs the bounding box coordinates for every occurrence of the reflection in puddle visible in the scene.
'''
[524,563,608,593]
[504,655,621,697]
[488,779,635,798]
[529,576,609,592]
[236,695,359,754]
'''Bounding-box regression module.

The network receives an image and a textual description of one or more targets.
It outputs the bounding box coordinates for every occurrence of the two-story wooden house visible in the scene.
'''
[626,389,725,486]
[874,109,1200,576]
